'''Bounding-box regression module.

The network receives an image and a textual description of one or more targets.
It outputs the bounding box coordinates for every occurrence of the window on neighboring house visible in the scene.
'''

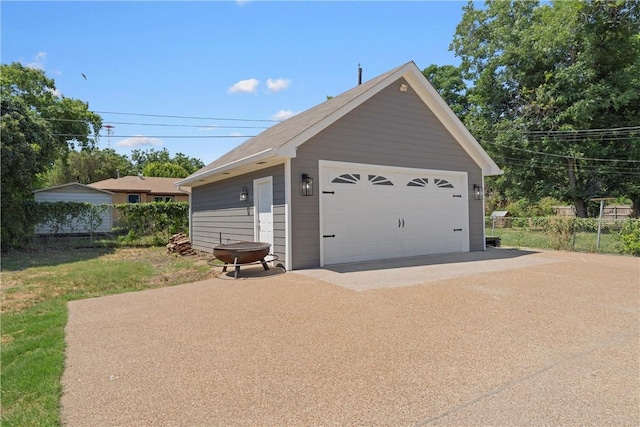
[154,196,174,202]
[127,194,140,203]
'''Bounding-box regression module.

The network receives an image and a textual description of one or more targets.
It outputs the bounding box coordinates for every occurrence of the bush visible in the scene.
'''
[503,197,563,217]
[542,217,577,251]
[618,220,640,256]
[113,202,189,241]
[35,201,108,238]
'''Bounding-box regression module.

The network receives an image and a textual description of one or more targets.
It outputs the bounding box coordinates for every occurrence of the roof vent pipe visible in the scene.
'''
[358,64,362,85]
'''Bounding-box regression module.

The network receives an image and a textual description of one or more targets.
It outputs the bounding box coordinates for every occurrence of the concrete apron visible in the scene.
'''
[296,247,560,291]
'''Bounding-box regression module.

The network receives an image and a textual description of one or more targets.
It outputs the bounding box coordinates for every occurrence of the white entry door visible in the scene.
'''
[321,161,469,265]
[254,177,274,247]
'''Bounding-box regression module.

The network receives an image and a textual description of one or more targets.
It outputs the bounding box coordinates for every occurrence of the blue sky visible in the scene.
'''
[2,1,468,164]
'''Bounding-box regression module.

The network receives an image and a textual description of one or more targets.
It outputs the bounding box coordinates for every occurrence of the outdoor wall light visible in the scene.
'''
[240,186,249,202]
[301,174,313,196]
[473,184,483,200]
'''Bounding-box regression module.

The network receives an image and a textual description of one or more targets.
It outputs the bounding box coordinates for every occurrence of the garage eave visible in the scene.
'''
[175,148,280,188]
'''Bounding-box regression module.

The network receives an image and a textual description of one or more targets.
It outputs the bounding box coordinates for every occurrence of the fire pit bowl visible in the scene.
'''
[213,241,271,264]
[213,242,271,278]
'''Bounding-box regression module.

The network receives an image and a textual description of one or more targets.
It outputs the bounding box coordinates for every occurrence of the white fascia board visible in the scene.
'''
[404,68,503,177]
[175,148,277,187]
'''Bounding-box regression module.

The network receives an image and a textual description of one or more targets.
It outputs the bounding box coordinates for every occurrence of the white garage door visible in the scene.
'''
[320,161,469,265]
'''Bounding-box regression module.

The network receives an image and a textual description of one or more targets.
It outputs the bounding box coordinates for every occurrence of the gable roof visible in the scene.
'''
[34,182,114,195]
[89,176,189,195]
[177,61,501,187]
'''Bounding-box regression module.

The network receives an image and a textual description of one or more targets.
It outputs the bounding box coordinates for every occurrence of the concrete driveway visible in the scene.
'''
[61,249,639,426]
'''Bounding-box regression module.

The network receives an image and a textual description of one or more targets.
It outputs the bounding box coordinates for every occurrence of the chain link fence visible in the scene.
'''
[485,216,639,255]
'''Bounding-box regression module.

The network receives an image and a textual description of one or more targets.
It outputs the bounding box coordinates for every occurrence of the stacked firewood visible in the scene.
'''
[166,233,195,255]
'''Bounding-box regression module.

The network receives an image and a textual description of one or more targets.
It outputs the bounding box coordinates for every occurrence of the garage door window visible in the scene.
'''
[434,178,454,188]
[407,178,429,187]
[332,174,360,184]
[368,175,393,186]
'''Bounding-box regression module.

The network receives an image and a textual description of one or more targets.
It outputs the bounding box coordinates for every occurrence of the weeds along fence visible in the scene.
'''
[485,216,640,255]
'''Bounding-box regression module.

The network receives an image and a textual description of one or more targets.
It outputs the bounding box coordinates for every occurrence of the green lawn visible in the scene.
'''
[487,228,624,253]
[1,247,214,426]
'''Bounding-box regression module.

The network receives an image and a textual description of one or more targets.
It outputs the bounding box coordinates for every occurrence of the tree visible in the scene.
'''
[131,148,204,176]
[0,63,102,249]
[448,0,640,217]
[142,162,189,178]
[422,64,470,121]
[42,148,135,186]
[172,152,205,175]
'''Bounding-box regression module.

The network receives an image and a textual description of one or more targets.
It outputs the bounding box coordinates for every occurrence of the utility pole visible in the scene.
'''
[104,125,114,148]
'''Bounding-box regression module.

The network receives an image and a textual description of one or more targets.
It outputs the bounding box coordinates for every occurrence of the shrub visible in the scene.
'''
[113,202,188,241]
[540,217,577,250]
[618,220,640,256]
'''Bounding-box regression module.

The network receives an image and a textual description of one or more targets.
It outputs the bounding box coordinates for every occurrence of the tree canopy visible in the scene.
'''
[131,148,204,177]
[426,0,640,217]
[42,148,135,186]
[142,162,189,178]
[1,63,102,249]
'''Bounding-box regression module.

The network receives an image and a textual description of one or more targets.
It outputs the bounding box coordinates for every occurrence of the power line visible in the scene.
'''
[92,110,281,123]
[54,134,256,139]
[494,157,640,177]
[472,125,640,135]
[483,140,640,163]
[44,110,639,163]
[42,117,271,129]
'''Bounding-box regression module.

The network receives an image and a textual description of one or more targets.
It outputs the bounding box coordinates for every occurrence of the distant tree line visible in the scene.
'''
[41,147,205,187]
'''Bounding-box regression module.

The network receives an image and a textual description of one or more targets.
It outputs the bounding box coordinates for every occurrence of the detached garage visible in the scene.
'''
[177,61,502,270]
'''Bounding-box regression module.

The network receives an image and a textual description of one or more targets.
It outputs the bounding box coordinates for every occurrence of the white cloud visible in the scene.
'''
[116,136,163,148]
[228,78,259,94]
[26,52,47,70]
[271,109,298,121]
[266,78,291,93]
[236,0,251,5]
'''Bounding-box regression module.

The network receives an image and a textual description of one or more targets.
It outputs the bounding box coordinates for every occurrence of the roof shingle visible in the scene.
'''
[89,176,188,194]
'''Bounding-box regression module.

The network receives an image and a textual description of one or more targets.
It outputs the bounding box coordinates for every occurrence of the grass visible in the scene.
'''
[487,228,623,253]
[1,246,215,426]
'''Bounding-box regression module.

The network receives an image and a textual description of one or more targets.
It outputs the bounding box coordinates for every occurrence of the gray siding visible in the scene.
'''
[291,77,484,269]
[190,165,286,262]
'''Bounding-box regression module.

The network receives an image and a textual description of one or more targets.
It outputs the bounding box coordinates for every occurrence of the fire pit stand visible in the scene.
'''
[213,242,272,279]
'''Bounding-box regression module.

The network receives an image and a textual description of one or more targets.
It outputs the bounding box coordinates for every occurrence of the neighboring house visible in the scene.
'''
[176,61,502,270]
[89,175,190,204]
[34,182,113,234]
[89,175,190,225]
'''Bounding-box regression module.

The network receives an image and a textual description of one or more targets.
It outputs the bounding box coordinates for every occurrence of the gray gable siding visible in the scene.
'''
[190,165,285,262]
[290,78,484,269]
